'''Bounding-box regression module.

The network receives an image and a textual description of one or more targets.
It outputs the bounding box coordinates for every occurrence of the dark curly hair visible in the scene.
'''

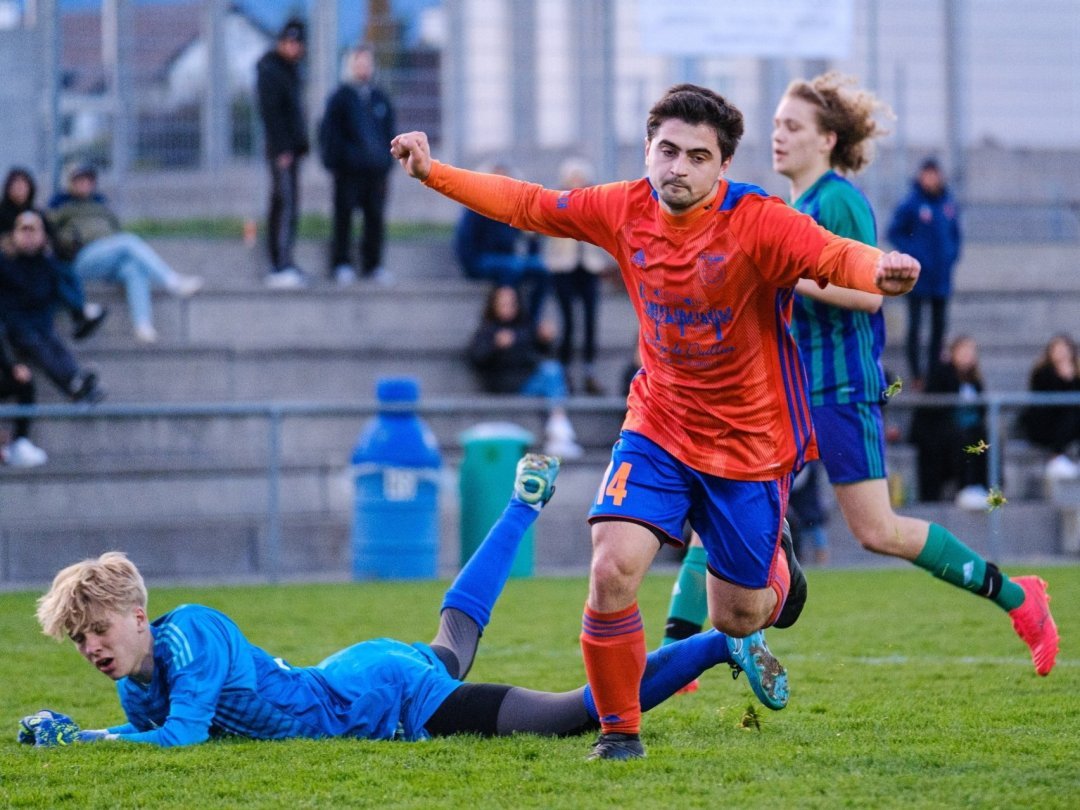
[783,72,892,174]
[646,84,745,161]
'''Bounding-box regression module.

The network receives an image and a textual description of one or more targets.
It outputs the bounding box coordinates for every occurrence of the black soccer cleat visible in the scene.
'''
[586,732,646,761]
[773,518,807,629]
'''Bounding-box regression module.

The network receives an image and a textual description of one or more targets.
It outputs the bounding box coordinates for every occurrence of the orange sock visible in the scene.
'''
[766,544,791,626]
[581,602,646,735]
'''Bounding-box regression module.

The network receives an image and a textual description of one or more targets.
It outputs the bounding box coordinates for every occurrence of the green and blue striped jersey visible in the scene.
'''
[789,171,887,406]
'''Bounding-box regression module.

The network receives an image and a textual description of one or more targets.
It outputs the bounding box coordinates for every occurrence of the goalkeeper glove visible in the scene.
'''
[17,709,81,747]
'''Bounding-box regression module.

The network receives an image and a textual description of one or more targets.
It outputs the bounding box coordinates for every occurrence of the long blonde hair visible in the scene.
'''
[36,552,147,641]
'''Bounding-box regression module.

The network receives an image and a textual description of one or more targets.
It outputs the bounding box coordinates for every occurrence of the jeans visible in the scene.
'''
[268,159,301,271]
[0,369,35,439]
[331,169,388,274]
[519,359,569,400]
[74,233,179,329]
[5,321,80,396]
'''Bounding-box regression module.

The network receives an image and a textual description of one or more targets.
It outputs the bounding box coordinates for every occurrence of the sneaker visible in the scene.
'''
[513,453,560,509]
[1045,455,1080,481]
[133,324,159,344]
[333,264,357,287]
[773,519,807,629]
[264,267,307,289]
[169,275,204,298]
[955,485,989,511]
[727,630,789,710]
[5,437,47,467]
[586,732,645,761]
[70,372,105,404]
[72,303,108,340]
[366,266,394,286]
[1009,576,1059,676]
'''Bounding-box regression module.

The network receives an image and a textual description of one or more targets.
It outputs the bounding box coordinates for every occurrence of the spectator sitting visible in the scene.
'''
[1,166,108,340]
[454,164,549,324]
[467,285,582,459]
[0,320,47,467]
[547,158,613,395]
[909,334,987,509]
[46,164,203,343]
[0,210,104,403]
[1020,334,1080,480]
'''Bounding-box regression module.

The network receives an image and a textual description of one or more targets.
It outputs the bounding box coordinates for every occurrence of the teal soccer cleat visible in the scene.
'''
[513,453,560,509]
[727,631,789,710]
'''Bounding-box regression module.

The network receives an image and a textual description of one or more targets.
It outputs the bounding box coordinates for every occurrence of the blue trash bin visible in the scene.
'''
[351,377,442,579]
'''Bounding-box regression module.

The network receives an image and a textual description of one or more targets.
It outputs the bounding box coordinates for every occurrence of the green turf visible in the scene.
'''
[1,566,1075,808]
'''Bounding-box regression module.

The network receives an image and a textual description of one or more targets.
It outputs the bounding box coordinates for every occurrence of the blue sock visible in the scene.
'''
[440,500,537,632]
[582,630,730,719]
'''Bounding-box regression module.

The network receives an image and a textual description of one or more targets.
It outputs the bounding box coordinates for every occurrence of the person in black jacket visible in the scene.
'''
[0,319,47,467]
[909,334,987,507]
[468,285,581,458]
[1020,334,1080,479]
[0,167,107,340]
[256,18,309,289]
[319,44,396,286]
[0,211,104,403]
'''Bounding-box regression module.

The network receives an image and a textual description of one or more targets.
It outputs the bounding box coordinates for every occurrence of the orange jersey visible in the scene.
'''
[425,163,882,479]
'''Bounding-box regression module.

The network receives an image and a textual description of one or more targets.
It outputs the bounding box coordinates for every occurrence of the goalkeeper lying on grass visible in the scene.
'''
[20,453,786,751]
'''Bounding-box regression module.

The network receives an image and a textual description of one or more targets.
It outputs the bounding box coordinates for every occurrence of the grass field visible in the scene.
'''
[1,565,1076,808]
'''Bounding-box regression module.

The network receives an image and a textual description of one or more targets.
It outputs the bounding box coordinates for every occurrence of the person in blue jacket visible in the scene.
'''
[886,157,963,386]
[20,454,765,749]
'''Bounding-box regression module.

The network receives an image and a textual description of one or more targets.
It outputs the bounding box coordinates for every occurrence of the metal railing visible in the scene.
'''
[2,392,1079,577]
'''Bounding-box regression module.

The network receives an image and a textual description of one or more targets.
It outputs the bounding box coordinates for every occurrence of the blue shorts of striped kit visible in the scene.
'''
[812,400,886,484]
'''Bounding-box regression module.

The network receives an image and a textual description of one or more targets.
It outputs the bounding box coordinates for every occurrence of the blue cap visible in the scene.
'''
[376,377,419,404]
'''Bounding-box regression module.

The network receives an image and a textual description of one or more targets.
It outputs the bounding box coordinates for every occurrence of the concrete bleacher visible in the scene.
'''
[1,234,1078,585]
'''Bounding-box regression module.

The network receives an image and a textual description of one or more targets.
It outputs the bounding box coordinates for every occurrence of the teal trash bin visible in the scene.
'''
[351,377,442,579]
[459,422,535,577]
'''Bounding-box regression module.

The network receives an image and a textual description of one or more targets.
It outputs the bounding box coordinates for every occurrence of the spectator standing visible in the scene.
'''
[547,158,612,395]
[910,334,988,508]
[0,320,47,467]
[1,167,107,340]
[319,44,396,287]
[0,211,104,403]
[1020,334,1080,479]
[467,285,582,459]
[887,157,962,386]
[47,165,203,344]
[256,17,310,289]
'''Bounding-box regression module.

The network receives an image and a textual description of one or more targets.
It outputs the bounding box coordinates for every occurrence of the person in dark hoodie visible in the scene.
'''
[0,167,107,341]
[887,157,963,387]
[256,17,310,289]
[319,44,396,286]
[0,210,104,403]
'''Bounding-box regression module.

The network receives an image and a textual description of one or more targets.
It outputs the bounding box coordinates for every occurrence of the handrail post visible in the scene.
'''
[986,396,1002,561]
[266,406,283,583]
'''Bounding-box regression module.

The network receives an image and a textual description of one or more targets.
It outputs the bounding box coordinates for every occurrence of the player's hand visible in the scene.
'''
[389,131,433,181]
[18,709,81,747]
[873,251,920,295]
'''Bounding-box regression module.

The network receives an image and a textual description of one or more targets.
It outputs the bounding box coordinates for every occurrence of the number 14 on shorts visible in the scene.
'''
[596,462,632,506]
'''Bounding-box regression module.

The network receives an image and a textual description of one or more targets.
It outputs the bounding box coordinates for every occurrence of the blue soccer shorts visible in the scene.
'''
[811,401,887,484]
[587,430,789,590]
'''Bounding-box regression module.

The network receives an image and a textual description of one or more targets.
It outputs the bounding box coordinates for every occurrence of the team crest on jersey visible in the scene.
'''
[697,252,727,286]
[631,248,646,268]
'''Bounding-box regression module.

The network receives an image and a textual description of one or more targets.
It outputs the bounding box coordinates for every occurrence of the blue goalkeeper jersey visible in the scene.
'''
[789,171,887,405]
[109,604,461,747]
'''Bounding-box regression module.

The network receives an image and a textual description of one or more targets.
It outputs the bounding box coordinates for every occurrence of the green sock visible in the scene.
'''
[662,544,709,645]
[914,524,1024,611]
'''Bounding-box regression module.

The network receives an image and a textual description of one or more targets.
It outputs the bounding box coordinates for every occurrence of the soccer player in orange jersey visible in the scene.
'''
[391,84,920,760]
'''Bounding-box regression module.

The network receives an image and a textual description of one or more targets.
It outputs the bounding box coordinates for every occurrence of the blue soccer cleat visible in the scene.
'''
[513,453,560,509]
[728,631,789,711]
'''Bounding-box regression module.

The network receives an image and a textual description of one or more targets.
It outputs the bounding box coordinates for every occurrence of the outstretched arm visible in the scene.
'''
[390,131,433,181]
[873,250,921,295]
[794,279,883,313]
